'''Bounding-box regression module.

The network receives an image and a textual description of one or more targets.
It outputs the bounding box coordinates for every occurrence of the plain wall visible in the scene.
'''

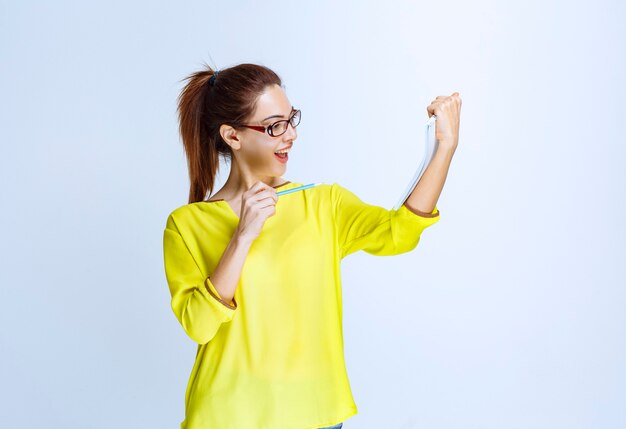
[1,1,624,428]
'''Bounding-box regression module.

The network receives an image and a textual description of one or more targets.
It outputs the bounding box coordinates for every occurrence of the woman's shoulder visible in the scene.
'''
[164,199,227,231]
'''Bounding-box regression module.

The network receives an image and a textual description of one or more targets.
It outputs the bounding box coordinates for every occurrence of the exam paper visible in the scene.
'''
[393,115,439,210]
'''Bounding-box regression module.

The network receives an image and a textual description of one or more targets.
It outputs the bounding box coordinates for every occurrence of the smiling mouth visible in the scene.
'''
[274,152,288,162]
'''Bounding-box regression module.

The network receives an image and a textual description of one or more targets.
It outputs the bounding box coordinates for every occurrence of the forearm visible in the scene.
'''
[206,232,253,306]
[403,144,455,214]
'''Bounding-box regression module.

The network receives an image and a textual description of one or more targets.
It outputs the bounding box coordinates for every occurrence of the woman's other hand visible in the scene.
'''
[426,92,462,152]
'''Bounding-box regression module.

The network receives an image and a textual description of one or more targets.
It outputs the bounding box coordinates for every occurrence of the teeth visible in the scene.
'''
[275,149,289,154]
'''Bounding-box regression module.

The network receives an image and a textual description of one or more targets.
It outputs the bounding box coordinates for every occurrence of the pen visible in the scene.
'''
[276,182,325,197]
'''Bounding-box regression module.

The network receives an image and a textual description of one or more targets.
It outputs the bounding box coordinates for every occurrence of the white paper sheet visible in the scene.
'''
[393,115,438,210]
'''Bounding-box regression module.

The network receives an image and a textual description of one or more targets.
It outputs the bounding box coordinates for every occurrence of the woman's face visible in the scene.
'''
[233,84,298,176]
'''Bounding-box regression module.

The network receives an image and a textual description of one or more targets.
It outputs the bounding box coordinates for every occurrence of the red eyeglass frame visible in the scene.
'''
[238,109,301,137]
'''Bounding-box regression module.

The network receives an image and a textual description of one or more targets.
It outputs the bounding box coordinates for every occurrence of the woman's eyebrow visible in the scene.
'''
[262,106,295,122]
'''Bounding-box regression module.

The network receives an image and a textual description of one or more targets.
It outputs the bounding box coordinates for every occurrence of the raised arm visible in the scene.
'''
[332,183,440,259]
[405,92,461,213]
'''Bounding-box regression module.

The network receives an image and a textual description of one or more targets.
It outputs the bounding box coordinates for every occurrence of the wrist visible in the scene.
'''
[233,229,254,247]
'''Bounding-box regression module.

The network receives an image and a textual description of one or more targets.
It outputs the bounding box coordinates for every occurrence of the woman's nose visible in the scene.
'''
[284,121,297,140]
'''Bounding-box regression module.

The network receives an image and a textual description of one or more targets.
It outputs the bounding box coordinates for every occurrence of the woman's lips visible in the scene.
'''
[274,152,288,163]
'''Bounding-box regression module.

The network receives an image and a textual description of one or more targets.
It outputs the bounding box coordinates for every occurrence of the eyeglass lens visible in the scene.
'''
[270,110,301,136]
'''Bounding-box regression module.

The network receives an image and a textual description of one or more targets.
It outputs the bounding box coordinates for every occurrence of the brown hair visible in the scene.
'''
[176,62,283,204]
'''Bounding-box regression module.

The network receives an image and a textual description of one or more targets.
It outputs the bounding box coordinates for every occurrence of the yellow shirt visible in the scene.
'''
[162,181,440,429]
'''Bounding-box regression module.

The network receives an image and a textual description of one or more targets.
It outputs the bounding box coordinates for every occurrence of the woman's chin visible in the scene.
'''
[273,159,288,169]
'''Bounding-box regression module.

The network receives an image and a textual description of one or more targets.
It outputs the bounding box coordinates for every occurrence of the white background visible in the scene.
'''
[1,1,624,428]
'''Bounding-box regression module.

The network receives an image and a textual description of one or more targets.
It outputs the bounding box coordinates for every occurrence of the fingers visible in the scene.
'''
[427,92,462,115]
[255,190,278,205]
[251,190,277,216]
[247,182,278,199]
[248,181,268,195]
[250,183,278,205]
[427,101,443,117]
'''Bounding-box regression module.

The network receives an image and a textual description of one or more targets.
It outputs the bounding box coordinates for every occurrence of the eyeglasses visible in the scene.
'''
[238,109,301,137]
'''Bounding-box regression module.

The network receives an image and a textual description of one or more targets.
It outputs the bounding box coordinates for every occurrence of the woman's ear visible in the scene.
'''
[220,124,242,151]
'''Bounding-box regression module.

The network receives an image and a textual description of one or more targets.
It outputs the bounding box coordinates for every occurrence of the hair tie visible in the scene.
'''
[209,70,220,87]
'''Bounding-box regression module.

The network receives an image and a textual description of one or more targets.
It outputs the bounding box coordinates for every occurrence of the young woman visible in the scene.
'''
[163,62,461,429]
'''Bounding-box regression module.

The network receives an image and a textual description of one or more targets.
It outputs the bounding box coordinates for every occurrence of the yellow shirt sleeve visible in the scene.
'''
[331,182,441,258]
[163,213,237,345]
